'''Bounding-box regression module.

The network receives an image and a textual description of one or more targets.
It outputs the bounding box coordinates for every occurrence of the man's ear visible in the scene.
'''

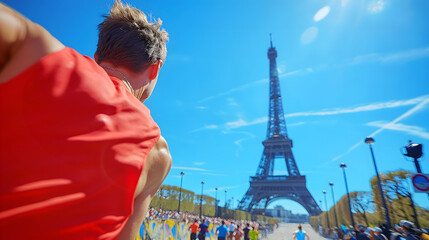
[149,60,163,81]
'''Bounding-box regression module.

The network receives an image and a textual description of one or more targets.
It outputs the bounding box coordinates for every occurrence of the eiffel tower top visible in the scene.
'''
[266,35,288,139]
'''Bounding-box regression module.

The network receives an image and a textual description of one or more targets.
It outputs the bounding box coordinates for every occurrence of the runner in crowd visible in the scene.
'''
[228,221,236,240]
[217,220,229,240]
[249,226,260,240]
[189,219,199,240]
[243,223,251,240]
[199,218,209,240]
[293,224,310,240]
[234,225,244,240]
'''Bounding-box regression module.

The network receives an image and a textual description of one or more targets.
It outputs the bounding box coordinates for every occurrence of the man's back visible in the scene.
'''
[244,226,250,239]
[217,225,229,238]
[0,47,161,239]
[190,222,199,233]
[295,230,307,240]
[0,2,171,240]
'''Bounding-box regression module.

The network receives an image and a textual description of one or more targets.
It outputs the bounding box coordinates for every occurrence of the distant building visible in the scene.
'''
[256,205,309,223]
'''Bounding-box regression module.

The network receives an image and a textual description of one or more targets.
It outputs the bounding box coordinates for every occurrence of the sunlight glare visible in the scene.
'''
[301,27,318,44]
[313,6,330,22]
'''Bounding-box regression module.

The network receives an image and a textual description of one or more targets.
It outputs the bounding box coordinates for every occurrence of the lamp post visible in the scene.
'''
[329,182,339,228]
[365,136,391,228]
[319,200,323,225]
[323,190,330,228]
[200,181,204,218]
[215,188,218,217]
[225,190,228,208]
[340,163,355,227]
[178,172,184,212]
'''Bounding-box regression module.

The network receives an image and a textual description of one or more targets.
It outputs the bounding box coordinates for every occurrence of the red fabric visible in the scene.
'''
[189,222,199,233]
[0,48,160,239]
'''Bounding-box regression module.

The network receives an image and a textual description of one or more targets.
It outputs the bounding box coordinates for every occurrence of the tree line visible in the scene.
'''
[149,185,280,225]
[310,170,429,229]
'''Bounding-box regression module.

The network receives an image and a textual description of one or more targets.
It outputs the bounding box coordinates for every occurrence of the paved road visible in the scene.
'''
[263,223,328,240]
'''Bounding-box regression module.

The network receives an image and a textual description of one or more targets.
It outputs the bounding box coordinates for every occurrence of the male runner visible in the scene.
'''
[189,219,200,240]
[243,223,251,240]
[217,220,229,240]
[293,225,310,240]
[0,1,171,239]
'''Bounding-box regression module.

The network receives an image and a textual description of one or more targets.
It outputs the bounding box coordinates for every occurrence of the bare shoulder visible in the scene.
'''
[0,3,64,83]
[116,136,172,239]
[147,136,172,177]
[135,136,172,196]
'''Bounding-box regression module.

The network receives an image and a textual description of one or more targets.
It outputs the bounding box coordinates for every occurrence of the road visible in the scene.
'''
[263,223,328,240]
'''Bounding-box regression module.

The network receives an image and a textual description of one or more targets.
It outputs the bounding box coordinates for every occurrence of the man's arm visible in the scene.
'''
[117,136,172,240]
[306,232,310,240]
[0,3,64,83]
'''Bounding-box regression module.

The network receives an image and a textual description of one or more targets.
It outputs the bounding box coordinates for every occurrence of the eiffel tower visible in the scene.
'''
[237,36,321,216]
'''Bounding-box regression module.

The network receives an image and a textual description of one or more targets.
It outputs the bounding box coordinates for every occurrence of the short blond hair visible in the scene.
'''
[95,0,168,72]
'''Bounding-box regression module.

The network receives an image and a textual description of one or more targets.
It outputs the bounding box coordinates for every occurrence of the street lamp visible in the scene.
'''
[323,190,330,228]
[340,163,355,227]
[225,190,228,208]
[200,181,204,218]
[178,172,184,212]
[403,140,424,173]
[329,182,339,227]
[365,136,391,228]
[215,188,218,217]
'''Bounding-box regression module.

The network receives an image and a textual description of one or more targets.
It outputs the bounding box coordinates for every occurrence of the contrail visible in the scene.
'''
[332,97,429,162]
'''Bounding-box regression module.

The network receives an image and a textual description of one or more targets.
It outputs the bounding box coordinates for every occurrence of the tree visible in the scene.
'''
[370,170,429,228]
[350,191,374,226]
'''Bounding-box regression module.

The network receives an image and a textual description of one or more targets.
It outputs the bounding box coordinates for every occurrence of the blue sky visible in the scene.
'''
[6,0,429,214]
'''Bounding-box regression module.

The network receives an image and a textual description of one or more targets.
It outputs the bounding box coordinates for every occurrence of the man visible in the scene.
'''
[199,218,209,240]
[234,225,243,240]
[228,221,236,240]
[243,223,251,240]
[0,1,171,240]
[249,227,260,240]
[217,220,229,240]
[189,219,200,240]
[293,224,310,240]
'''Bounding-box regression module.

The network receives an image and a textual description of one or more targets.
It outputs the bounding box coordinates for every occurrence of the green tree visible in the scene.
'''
[350,191,374,226]
[370,170,429,228]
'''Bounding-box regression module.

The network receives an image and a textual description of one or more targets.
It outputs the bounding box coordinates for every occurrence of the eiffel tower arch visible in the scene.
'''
[237,36,321,216]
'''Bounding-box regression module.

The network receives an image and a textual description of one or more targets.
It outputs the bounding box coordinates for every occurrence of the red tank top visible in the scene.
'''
[0,48,160,239]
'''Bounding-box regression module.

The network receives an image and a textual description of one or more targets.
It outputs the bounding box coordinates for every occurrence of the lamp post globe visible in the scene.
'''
[365,136,375,144]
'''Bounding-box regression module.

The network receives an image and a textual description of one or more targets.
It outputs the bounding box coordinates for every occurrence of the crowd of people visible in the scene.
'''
[145,207,274,239]
[318,220,429,240]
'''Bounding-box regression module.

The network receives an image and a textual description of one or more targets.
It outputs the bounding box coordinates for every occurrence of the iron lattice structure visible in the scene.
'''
[237,38,321,216]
